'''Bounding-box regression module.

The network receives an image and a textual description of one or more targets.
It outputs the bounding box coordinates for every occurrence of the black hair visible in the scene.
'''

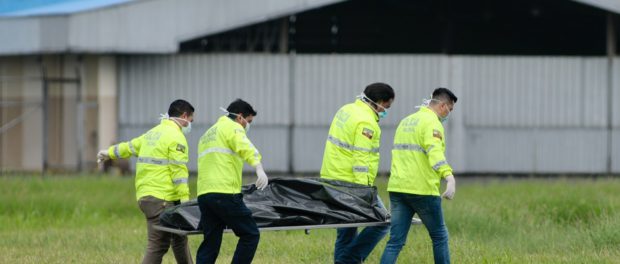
[168,99,195,117]
[363,83,395,103]
[226,99,257,119]
[432,87,458,104]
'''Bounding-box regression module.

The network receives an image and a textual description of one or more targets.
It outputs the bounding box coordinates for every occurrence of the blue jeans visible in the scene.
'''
[196,193,260,264]
[334,196,390,264]
[380,192,450,264]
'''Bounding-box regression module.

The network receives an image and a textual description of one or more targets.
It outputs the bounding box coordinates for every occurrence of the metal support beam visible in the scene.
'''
[37,56,84,174]
[154,218,422,236]
[287,15,297,174]
[75,64,84,172]
[287,51,296,174]
[606,12,616,175]
[41,65,49,176]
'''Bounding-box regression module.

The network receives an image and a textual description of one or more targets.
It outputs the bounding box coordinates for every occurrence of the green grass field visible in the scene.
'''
[1,175,619,263]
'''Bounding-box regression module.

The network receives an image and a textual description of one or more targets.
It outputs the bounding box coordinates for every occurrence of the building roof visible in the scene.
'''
[0,0,344,54]
[573,0,620,14]
[0,0,133,17]
[0,0,615,55]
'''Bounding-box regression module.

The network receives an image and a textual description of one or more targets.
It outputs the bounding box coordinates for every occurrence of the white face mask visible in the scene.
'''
[244,121,251,133]
[181,120,192,134]
[220,107,251,132]
[171,117,192,134]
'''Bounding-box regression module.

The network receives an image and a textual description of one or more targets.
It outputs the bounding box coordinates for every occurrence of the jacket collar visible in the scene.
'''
[355,99,379,122]
[219,115,245,130]
[420,106,440,121]
[161,118,181,131]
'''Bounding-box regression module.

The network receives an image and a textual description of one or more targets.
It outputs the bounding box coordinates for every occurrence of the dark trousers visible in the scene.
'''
[138,196,193,264]
[196,193,260,264]
[333,195,390,264]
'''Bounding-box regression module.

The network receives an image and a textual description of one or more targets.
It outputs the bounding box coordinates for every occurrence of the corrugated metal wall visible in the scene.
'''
[118,54,620,174]
[118,54,290,172]
[456,57,613,173]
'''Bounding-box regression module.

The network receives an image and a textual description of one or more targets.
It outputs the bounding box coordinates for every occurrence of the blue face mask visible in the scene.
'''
[428,99,452,123]
[439,113,449,123]
[378,110,388,120]
[358,93,388,121]
[439,105,451,123]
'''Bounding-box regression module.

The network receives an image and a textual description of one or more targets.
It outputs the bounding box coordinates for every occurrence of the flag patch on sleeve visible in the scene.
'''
[176,144,186,153]
[433,129,443,140]
[362,128,374,139]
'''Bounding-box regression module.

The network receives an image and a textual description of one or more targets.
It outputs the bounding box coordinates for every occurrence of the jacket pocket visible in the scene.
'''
[138,196,166,219]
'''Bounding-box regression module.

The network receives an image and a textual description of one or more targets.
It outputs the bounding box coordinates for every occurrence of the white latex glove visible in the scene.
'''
[441,175,456,200]
[254,163,269,190]
[97,149,110,164]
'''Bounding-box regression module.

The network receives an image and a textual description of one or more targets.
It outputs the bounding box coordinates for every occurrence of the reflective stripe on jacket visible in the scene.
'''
[197,116,261,195]
[320,99,381,186]
[388,107,453,196]
[109,119,190,201]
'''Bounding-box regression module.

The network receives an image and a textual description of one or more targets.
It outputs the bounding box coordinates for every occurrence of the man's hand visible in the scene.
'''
[97,149,110,164]
[255,163,269,190]
[441,175,456,200]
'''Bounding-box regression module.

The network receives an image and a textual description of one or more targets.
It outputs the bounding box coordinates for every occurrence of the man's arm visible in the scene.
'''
[98,135,143,163]
[230,128,262,167]
[230,128,267,189]
[352,121,378,186]
[168,139,190,202]
[423,124,455,199]
[422,124,452,178]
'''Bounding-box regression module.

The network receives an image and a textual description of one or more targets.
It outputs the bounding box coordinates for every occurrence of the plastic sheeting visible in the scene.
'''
[160,178,389,231]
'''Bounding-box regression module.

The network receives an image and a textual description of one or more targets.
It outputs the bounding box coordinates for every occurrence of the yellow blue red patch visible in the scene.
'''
[176,144,186,153]
[433,129,443,140]
[362,128,374,139]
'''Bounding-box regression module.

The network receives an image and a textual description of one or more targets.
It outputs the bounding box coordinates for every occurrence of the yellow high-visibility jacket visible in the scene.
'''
[108,119,190,201]
[197,116,262,195]
[388,106,453,196]
[320,99,381,186]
